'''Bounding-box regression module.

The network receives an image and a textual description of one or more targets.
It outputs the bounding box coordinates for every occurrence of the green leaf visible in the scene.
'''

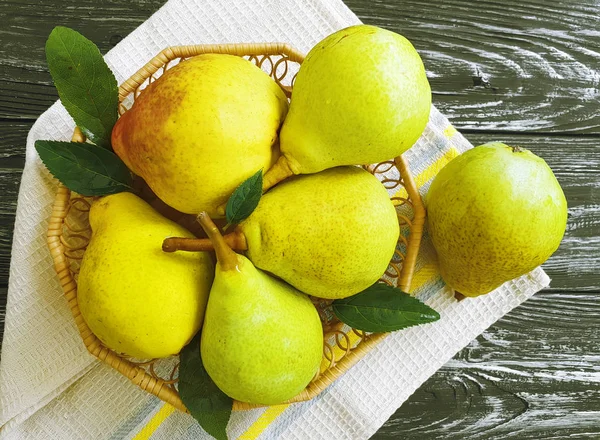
[46,26,118,149]
[35,140,133,196]
[332,283,440,333]
[179,333,232,440]
[225,169,263,225]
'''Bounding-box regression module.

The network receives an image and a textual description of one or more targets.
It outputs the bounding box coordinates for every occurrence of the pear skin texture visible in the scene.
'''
[78,192,214,359]
[426,142,568,297]
[201,255,323,405]
[240,166,400,299]
[112,54,288,217]
[279,25,431,174]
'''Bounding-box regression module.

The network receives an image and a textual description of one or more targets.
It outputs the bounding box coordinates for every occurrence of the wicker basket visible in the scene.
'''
[46,43,426,413]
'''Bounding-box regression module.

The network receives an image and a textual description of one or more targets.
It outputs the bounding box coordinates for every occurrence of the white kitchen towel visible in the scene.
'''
[0,0,550,438]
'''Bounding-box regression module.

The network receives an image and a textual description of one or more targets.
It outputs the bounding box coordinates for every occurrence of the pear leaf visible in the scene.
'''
[332,283,440,332]
[35,140,133,196]
[46,26,118,149]
[225,169,263,225]
[179,332,232,440]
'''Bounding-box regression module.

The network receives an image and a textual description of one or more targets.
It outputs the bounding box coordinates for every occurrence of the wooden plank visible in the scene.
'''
[466,134,600,290]
[0,287,5,356]
[0,0,167,119]
[0,121,28,164]
[345,0,600,133]
[0,121,28,285]
[0,70,57,121]
[0,0,165,61]
[0,168,23,286]
[2,0,600,133]
[374,290,600,439]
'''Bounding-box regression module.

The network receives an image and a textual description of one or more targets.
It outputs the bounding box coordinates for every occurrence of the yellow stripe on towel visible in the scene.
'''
[394,147,460,201]
[238,405,290,439]
[409,262,440,293]
[132,403,176,440]
[443,125,458,139]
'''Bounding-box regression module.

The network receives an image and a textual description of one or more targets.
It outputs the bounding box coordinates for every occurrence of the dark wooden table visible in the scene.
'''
[1,0,598,438]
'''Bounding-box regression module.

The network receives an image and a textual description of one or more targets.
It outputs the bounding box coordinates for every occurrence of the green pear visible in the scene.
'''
[197,213,323,405]
[426,142,568,297]
[78,192,214,358]
[163,166,400,299]
[112,54,288,217]
[262,24,431,190]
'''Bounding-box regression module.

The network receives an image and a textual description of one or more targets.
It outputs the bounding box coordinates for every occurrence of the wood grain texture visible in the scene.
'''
[376,290,600,439]
[0,0,599,438]
[0,288,5,359]
[0,121,28,285]
[0,0,166,120]
[345,0,600,133]
[3,0,600,134]
[0,168,22,286]
[0,121,28,164]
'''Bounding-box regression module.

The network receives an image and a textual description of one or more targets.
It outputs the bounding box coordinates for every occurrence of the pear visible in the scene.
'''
[262,25,431,190]
[78,192,214,359]
[197,212,323,405]
[241,167,399,299]
[426,142,568,297]
[112,54,288,217]
[164,167,400,299]
[163,166,400,299]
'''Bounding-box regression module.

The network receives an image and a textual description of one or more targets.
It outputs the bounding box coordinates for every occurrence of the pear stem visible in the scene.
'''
[454,291,466,302]
[162,231,248,253]
[196,212,239,271]
[512,146,523,153]
[262,155,295,192]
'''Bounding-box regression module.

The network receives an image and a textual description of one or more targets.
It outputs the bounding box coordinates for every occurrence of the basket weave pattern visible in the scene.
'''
[46,44,426,412]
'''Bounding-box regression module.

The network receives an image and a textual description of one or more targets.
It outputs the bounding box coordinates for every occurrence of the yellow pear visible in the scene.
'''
[426,142,568,297]
[78,192,214,358]
[112,54,288,217]
[242,167,399,299]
